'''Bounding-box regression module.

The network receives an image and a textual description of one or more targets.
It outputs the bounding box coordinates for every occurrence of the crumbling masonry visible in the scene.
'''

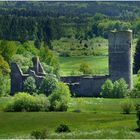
[10,57,46,95]
[10,30,132,96]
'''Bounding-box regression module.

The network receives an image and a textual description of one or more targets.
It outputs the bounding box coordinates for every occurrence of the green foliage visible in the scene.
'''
[136,104,140,129]
[0,55,10,96]
[40,74,58,96]
[0,55,10,75]
[113,79,128,98]
[134,38,140,74]
[55,124,71,133]
[4,93,50,112]
[120,99,133,114]
[129,70,140,98]
[0,75,10,97]
[42,62,54,75]
[39,46,60,77]
[31,129,48,139]
[11,54,32,73]
[135,81,140,91]
[0,40,17,62]
[79,62,92,75]
[21,41,38,56]
[94,19,131,38]
[52,37,108,57]
[23,76,36,94]
[126,88,140,98]
[100,79,114,98]
[101,78,128,98]
[49,82,71,111]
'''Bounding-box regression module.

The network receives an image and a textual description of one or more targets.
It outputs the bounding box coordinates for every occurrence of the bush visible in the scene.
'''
[0,75,10,96]
[100,79,114,98]
[31,129,48,139]
[49,82,71,111]
[4,93,50,112]
[120,99,133,114]
[136,104,140,130]
[40,74,58,96]
[55,124,71,133]
[79,62,92,75]
[127,88,140,98]
[24,76,36,94]
[101,78,128,98]
[113,78,128,98]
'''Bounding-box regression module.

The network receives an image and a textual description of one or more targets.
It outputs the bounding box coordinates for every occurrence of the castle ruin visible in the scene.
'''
[10,57,46,95]
[10,30,132,96]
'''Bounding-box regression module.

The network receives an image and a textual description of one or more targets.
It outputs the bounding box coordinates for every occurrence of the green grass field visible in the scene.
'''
[58,38,137,76]
[0,97,140,139]
[59,56,108,76]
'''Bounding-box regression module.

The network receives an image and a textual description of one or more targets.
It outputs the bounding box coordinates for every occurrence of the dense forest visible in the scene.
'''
[1,1,140,46]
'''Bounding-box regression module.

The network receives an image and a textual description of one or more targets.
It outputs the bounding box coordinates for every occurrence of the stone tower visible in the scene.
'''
[109,30,132,89]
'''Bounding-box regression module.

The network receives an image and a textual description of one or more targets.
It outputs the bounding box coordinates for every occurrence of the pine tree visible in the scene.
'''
[134,38,140,74]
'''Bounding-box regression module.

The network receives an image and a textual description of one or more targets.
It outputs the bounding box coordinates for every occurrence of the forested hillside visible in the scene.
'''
[1,1,140,47]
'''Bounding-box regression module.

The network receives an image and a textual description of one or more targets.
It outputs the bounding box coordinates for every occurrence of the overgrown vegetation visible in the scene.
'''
[136,104,140,131]
[31,129,48,139]
[120,99,133,114]
[23,76,37,94]
[134,38,140,74]
[79,62,92,75]
[49,82,71,111]
[55,124,71,133]
[4,93,50,112]
[39,74,58,96]
[4,82,71,112]
[100,78,128,98]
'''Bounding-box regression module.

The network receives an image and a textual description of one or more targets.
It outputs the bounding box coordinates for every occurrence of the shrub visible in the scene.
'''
[23,76,36,94]
[79,62,92,75]
[120,99,133,114]
[4,92,50,112]
[49,82,71,111]
[100,79,114,98]
[35,94,50,112]
[31,129,48,139]
[0,75,10,96]
[100,78,128,98]
[113,78,128,98]
[40,74,58,96]
[11,54,32,73]
[55,124,71,133]
[127,88,140,98]
[136,104,140,130]
[135,81,140,92]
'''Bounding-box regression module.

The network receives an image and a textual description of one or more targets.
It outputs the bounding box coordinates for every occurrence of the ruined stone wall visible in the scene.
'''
[10,63,26,95]
[10,57,46,95]
[10,30,132,97]
[61,75,109,97]
[61,30,132,97]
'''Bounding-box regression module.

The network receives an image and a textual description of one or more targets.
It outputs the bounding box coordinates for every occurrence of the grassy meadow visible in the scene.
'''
[58,38,137,76]
[59,55,108,76]
[0,36,138,139]
[0,97,140,139]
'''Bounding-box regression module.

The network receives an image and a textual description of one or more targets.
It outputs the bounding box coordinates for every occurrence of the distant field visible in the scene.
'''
[58,38,137,76]
[0,97,140,139]
[59,55,108,76]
